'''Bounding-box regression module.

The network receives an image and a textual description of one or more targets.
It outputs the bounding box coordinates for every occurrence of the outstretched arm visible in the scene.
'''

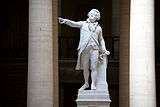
[58,17,83,28]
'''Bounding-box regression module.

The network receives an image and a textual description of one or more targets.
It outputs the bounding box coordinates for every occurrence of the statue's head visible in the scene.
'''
[87,9,100,22]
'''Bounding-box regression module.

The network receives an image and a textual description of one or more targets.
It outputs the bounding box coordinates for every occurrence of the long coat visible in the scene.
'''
[74,21,106,70]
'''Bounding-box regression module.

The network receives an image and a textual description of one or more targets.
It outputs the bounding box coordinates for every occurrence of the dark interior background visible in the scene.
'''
[0,0,159,107]
[0,0,28,107]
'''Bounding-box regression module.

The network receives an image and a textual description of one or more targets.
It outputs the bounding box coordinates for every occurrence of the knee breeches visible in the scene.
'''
[81,46,99,71]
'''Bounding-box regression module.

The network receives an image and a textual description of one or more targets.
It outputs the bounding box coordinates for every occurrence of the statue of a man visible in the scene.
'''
[59,9,110,90]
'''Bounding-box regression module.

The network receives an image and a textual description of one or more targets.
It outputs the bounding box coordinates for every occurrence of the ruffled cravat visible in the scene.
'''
[86,18,98,32]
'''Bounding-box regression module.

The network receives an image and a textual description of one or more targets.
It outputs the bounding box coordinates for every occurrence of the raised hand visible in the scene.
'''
[58,17,66,24]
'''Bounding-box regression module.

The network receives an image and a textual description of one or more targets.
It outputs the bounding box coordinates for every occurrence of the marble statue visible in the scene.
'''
[59,9,110,90]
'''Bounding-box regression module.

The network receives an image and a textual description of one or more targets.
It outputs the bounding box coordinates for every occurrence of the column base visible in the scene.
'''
[76,90,111,107]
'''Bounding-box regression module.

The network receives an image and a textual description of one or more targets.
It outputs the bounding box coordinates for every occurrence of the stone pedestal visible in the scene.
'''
[76,90,111,107]
[76,56,111,107]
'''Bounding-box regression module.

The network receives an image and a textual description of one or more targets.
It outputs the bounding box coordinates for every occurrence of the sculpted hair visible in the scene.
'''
[88,9,101,20]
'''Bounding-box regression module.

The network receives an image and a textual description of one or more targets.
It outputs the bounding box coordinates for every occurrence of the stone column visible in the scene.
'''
[27,0,54,106]
[130,0,156,106]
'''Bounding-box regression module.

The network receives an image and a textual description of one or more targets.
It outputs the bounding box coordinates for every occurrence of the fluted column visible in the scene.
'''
[27,0,54,106]
[130,0,156,106]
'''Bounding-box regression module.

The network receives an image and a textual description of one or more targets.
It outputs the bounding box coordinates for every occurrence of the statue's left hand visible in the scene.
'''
[104,50,110,55]
[99,50,110,63]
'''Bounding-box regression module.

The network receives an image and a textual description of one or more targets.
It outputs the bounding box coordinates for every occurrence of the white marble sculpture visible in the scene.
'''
[59,9,110,90]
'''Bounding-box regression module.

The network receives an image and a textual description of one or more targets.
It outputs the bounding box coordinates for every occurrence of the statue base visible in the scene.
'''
[76,90,111,107]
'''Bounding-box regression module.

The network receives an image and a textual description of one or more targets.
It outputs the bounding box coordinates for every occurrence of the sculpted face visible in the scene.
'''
[88,9,100,23]
[88,12,97,22]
